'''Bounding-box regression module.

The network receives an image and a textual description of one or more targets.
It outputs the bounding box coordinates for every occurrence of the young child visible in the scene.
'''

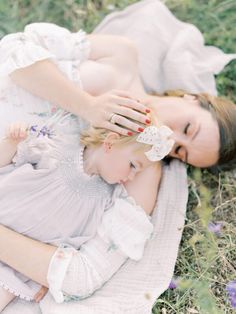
[0,110,174,309]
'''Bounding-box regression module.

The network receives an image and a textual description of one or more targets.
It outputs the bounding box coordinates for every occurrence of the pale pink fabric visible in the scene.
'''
[94,0,236,95]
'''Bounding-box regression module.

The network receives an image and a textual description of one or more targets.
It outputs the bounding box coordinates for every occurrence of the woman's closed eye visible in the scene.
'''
[175,145,181,155]
[175,145,186,162]
[174,122,191,160]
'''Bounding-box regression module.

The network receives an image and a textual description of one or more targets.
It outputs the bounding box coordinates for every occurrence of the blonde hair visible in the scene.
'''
[80,107,158,154]
[163,90,236,169]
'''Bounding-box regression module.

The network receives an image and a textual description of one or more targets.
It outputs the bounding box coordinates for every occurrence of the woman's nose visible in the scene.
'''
[171,133,189,146]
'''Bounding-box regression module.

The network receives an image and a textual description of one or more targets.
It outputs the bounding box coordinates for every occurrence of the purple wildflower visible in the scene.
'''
[208,222,223,236]
[226,280,236,309]
[30,125,38,133]
[38,126,53,138]
[168,277,178,289]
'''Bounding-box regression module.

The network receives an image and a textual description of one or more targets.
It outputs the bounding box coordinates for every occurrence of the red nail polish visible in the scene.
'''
[127,131,133,136]
[138,127,144,132]
[145,119,151,124]
[145,109,151,113]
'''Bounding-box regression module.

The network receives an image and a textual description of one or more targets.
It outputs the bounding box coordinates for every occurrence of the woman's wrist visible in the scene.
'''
[70,90,95,121]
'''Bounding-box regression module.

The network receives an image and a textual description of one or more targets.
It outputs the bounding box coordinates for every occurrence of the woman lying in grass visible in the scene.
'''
[0,9,235,312]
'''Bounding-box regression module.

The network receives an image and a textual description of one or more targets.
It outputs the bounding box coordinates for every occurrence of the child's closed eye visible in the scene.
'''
[129,161,136,169]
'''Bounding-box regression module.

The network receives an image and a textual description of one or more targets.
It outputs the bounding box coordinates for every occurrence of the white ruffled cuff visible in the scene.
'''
[47,246,75,303]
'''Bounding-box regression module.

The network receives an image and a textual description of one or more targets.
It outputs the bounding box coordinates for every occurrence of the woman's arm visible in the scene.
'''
[124,162,162,215]
[0,226,55,287]
[9,31,148,134]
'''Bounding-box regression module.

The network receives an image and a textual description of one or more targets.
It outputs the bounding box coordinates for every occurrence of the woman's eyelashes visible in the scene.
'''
[175,145,181,155]
[175,123,191,157]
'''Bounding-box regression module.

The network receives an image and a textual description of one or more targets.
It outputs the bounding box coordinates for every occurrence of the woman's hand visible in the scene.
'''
[84,90,150,136]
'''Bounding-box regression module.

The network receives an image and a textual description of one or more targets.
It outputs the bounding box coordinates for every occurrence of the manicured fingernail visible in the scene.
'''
[145,109,151,113]
[145,119,151,124]
[138,127,144,132]
[127,131,133,136]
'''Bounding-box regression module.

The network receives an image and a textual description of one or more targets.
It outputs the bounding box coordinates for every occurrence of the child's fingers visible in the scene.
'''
[9,124,18,139]
[19,123,29,138]
[6,122,29,140]
[34,286,48,303]
[14,122,28,139]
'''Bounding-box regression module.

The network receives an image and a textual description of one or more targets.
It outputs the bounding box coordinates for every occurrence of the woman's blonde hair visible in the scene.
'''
[163,90,236,169]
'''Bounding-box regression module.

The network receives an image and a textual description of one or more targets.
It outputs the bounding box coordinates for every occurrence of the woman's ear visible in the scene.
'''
[103,132,120,153]
[183,94,199,106]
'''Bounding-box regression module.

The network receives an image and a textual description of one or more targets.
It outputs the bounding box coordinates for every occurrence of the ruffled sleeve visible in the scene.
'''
[47,190,153,303]
[0,22,90,77]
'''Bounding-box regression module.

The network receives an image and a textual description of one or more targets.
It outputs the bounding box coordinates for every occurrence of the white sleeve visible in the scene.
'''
[47,198,153,303]
[0,23,90,77]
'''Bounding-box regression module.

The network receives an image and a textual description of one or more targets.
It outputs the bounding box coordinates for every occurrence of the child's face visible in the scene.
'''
[98,142,152,184]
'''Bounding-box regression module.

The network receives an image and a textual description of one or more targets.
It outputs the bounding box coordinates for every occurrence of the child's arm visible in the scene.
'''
[0,287,15,312]
[0,122,28,168]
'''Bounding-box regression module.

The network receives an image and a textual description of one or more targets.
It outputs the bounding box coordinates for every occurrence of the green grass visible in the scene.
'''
[0,1,235,313]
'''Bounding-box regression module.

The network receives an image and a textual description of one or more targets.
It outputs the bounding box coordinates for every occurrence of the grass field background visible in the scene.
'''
[0,1,235,313]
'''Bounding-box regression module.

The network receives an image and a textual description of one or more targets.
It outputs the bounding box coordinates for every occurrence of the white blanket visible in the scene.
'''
[3,0,235,313]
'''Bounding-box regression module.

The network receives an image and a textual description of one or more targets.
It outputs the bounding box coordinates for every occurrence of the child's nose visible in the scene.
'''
[127,172,136,181]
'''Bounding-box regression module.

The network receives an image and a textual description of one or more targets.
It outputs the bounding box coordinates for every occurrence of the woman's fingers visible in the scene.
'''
[115,105,150,126]
[88,90,151,135]
[111,90,149,113]
[109,114,145,133]
[104,121,133,136]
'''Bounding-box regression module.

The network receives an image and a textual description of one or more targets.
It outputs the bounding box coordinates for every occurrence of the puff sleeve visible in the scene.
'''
[47,196,153,303]
[0,22,90,77]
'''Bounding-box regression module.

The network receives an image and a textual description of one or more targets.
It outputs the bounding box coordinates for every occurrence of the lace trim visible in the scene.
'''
[0,280,33,301]
[77,145,86,174]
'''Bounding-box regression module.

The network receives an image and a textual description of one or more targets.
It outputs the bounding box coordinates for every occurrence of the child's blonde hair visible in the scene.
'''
[80,106,158,155]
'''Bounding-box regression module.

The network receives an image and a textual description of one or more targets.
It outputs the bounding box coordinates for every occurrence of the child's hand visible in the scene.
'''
[5,122,29,143]
[33,286,48,303]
